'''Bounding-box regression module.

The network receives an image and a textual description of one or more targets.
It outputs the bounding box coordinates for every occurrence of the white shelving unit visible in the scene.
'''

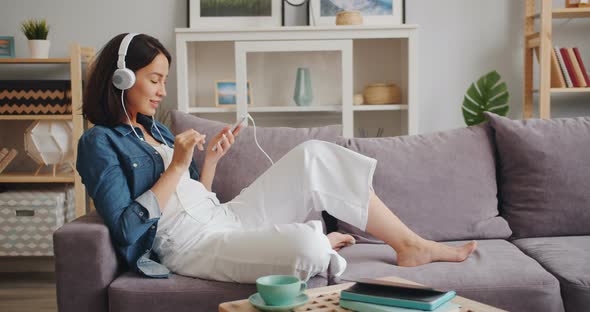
[175,25,418,137]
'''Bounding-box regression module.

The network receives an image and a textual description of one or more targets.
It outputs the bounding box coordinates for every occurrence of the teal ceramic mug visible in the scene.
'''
[256,275,307,306]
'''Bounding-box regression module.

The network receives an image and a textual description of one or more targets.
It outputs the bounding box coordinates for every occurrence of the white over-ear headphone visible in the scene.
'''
[112,33,138,90]
[113,33,170,148]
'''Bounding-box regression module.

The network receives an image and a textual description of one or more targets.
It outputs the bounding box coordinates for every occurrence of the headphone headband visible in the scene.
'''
[117,33,139,69]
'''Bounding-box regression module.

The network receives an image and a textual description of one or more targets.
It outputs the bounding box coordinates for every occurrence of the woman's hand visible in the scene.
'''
[170,129,206,173]
[204,125,242,165]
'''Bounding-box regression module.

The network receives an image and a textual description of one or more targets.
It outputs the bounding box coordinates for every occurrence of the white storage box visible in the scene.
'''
[0,186,75,256]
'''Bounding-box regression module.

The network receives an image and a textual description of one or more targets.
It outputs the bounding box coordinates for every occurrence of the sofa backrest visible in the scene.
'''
[170,110,342,203]
[485,112,590,238]
[336,123,512,242]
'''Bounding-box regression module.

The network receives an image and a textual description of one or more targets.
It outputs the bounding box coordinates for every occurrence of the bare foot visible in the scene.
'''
[327,232,356,251]
[397,240,477,267]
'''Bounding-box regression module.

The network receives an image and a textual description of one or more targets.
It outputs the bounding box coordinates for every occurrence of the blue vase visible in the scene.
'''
[293,67,313,106]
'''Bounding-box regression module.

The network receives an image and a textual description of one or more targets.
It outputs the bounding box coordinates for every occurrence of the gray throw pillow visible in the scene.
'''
[336,123,512,242]
[485,112,590,238]
[170,110,342,203]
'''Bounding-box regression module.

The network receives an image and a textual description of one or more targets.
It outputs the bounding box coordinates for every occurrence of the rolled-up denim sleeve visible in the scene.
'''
[76,130,159,247]
[135,190,161,220]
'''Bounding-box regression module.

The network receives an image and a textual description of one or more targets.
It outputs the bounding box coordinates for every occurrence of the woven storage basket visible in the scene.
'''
[336,11,363,25]
[0,80,72,115]
[363,83,401,104]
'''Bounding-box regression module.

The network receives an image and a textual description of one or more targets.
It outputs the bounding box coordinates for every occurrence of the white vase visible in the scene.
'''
[28,40,50,58]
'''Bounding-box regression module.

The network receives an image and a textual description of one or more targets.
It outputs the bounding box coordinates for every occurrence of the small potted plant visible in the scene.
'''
[21,18,50,58]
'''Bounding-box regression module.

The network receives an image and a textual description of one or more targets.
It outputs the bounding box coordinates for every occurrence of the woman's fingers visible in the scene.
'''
[232,124,243,136]
[226,130,235,144]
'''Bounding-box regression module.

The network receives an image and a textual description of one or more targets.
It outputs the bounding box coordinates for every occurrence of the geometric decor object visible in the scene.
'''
[24,120,73,174]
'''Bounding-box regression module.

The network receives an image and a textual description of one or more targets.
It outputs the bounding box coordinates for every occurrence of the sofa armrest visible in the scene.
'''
[54,211,120,312]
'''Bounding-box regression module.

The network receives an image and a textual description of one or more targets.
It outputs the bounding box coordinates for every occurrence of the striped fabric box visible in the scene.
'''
[0,80,72,115]
[0,186,75,256]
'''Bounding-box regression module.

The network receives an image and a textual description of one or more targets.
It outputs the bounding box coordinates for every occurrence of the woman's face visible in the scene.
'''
[126,52,169,118]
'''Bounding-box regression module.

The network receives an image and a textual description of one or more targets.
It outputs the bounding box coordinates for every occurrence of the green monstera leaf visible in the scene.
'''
[462,70,510,126]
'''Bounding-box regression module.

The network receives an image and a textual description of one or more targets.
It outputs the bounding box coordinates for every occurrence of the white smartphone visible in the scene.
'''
[212,115,247,151]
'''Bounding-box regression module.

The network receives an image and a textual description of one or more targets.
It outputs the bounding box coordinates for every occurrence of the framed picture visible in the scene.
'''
[215,80,252,106]
[0,36,15,58]
[309,0,404,26]
[189,0,281,28]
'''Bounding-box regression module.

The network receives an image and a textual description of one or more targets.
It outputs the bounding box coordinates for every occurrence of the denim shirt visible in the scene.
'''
[76,114,200,278]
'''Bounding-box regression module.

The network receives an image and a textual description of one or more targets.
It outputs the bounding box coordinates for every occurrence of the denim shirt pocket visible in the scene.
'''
[123,154,155,194]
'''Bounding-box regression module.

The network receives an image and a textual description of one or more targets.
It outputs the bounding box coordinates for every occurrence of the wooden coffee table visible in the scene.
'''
[219,276,507,312]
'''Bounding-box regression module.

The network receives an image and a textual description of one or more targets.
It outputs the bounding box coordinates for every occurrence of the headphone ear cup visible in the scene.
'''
[112,68,136,90]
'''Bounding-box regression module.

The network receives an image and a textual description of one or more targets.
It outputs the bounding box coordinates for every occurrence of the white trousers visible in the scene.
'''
[157,140,377,283]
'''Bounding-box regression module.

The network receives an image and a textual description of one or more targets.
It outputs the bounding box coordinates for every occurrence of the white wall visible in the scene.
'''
[1,0,589,133]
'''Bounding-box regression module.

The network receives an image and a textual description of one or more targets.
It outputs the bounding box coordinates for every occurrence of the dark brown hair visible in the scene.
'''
[82,33,172,127]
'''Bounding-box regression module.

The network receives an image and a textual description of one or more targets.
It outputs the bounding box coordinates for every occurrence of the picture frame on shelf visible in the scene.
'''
[0,36,15,58]
[215,80,252,106]
[309,0,404,26]
[189,0,281,28]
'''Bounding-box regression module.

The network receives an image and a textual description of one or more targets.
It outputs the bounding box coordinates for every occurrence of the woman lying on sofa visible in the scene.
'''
[76,33,477,282]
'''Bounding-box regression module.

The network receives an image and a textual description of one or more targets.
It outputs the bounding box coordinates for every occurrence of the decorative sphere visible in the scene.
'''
[24,120,73,165]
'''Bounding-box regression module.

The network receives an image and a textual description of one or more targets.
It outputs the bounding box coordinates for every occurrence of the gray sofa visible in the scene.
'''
[54,111,590,312]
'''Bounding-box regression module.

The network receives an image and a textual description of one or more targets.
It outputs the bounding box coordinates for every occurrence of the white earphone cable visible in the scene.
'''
[121,90,143,141]
[152,116,170,148]
[121,90,168,146]
[247,114,274,165]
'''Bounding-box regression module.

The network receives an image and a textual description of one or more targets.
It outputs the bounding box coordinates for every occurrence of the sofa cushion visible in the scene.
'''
[108,272,327,312]
[512,236,590,312]
[337,240,564,312]
[336,124,511,242]
[486,113,590,238]
[170,110,342,203]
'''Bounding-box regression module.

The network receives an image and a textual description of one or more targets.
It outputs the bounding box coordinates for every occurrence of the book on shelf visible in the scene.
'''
[0,148,8,163]
[550,47,567,88]
[340,279,456,311]
[0,148,18,174]
[567,48,588,88]
[560,48,581,87]
[555,46,573,88]
[339,299,461,312]
[573,47,590,86]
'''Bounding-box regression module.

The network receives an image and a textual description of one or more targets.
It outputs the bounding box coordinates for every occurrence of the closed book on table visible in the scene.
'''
[340,279,456,311]
[339,299,461,312]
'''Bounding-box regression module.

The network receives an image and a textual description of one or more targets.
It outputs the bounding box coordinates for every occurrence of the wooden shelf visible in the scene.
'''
[0,115,72,120]
[0,173,75,183]
[353,104,408,111]
[0,58,71,64]
[526,7,590,19]
[551,88,590,93]
[553,7,590,19]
